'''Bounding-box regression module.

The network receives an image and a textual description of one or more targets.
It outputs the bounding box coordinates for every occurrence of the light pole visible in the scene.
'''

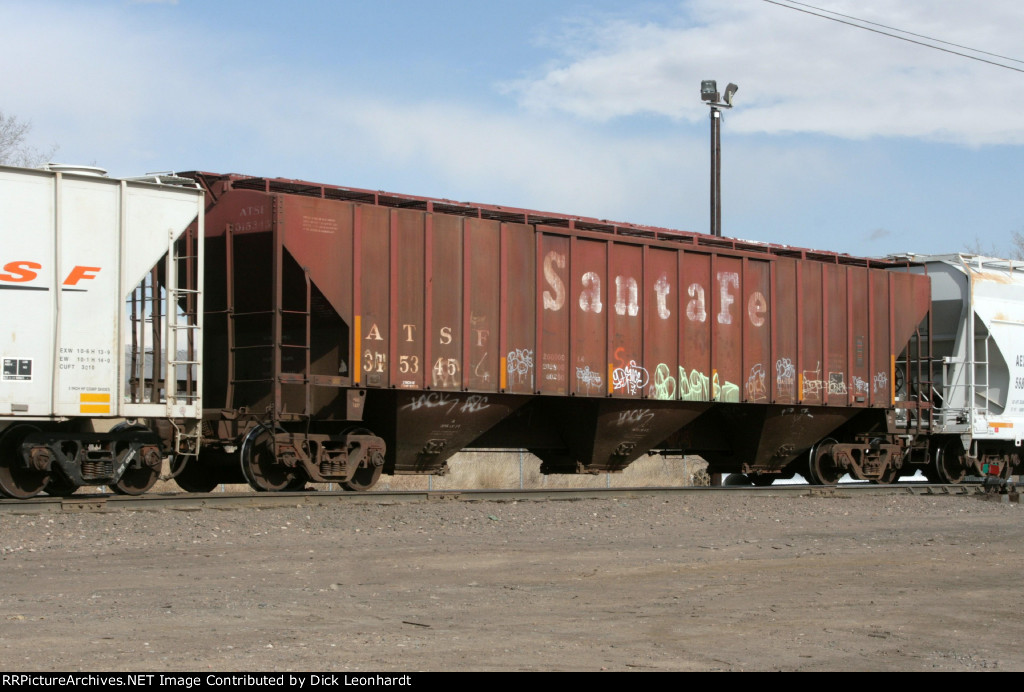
[701,80,737,237]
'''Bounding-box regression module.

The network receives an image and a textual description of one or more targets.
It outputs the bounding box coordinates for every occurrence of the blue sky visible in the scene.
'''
[2,0,1022,258]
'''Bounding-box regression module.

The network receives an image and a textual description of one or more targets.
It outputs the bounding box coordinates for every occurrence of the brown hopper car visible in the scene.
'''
[176,172,933,491]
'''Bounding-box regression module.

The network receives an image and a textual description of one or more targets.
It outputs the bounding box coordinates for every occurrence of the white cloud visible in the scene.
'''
[504,0,1024,145]
[0,3,705,227]
[1,1,1015,261]
[239,91,708,229]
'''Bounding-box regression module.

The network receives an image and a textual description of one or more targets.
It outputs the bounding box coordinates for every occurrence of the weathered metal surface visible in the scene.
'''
[538,232,570,396]
[369,391,529,474]
[357,204,390,388]
[502,223,536,396]
[773,259,798,405]
[871,270,891,408]
[572,237,606,397]
[431,214,463,392]
[394,209,425,391]
[530,398,707,473]
[185,171,935,482]
[682,251,712,402]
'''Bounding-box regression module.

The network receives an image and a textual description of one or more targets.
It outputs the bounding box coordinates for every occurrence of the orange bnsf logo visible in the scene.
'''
[0,261,101,291]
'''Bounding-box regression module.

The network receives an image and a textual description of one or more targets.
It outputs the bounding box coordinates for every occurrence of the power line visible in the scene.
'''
[783,0,1024,65]
[763,0,1024,74]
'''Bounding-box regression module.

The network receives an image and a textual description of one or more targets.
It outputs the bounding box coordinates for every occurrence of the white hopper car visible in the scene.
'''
[0,164,204,497]
[894,254,1024,482]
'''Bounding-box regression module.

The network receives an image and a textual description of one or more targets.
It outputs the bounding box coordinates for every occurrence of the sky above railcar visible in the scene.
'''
[2,0,1021,259]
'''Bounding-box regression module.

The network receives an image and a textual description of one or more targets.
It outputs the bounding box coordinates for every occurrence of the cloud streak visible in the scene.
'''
[1,1,1020,260]
[504,0,1024,145]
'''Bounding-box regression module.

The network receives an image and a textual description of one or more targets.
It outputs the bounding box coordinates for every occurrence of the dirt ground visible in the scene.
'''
[0,490,1022,672]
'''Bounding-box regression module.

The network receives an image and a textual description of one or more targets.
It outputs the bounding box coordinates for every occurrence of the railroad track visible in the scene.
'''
[0,482,992,514]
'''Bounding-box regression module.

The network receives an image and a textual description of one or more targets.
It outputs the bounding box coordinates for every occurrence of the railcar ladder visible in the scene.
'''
[166,226,203,457]
[222,223,273,413]
[903,311,936,435]
[277,267,313,417]
[166,229,201,405]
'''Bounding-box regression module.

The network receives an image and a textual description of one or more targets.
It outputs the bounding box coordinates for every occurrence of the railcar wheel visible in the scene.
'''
[240,426,294,492]
[342,463,382,492]
[806,439,843,485]
[285,476,308,491]
[340,427,384,492]
[170,454,220,493]
[749,473,776,487]
[931,442,967,484]
[111,447,161,495]
[876,464,903,484]
[44,475,79,497]
[0,425,49,499]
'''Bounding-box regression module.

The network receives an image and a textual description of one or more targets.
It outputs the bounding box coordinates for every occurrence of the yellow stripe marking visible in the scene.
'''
[354,315,362,385]
[500,357,507,390]
[891,355,896,403]
[80,404,110,414]
[79,393,110,403]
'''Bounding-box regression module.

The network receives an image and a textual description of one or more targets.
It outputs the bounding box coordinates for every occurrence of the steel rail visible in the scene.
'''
[0,482,988,514]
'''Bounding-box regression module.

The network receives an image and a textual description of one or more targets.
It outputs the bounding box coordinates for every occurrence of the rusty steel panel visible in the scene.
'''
[800,264,823,405]
[212,182,932,418]
[465,218,501,391]
[279,196,353,326]
[568,399,707,472]
[538,232,569,395]
[356,205,390,388]
[871,270,891,407]
[609,242,645,398]
[772,259,798,404]
[276,195,354,414]
[681,251,712,402]
[644,247,679,401]
[572,238,607,396]
[393,209,425,391]
[824,264,848,407]
[429,214,463,391]
[847,266,870,406]
[202,188,274,238]
[200,173,933,415]
[742,259,771,404]
[890,270,931,357]
[501,223,536,395]
[389,391,529,473]
[712,255,742,403]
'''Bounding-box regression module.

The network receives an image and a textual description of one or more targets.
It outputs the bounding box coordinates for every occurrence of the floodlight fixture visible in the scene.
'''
[723,83,738,107]
[700,79,719,103]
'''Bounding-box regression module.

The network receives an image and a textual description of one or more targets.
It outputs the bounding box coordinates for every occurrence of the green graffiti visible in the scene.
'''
[679,366,710,402]
[647,364,738,402]
[650,363,677,400]
[713,371,740,403]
